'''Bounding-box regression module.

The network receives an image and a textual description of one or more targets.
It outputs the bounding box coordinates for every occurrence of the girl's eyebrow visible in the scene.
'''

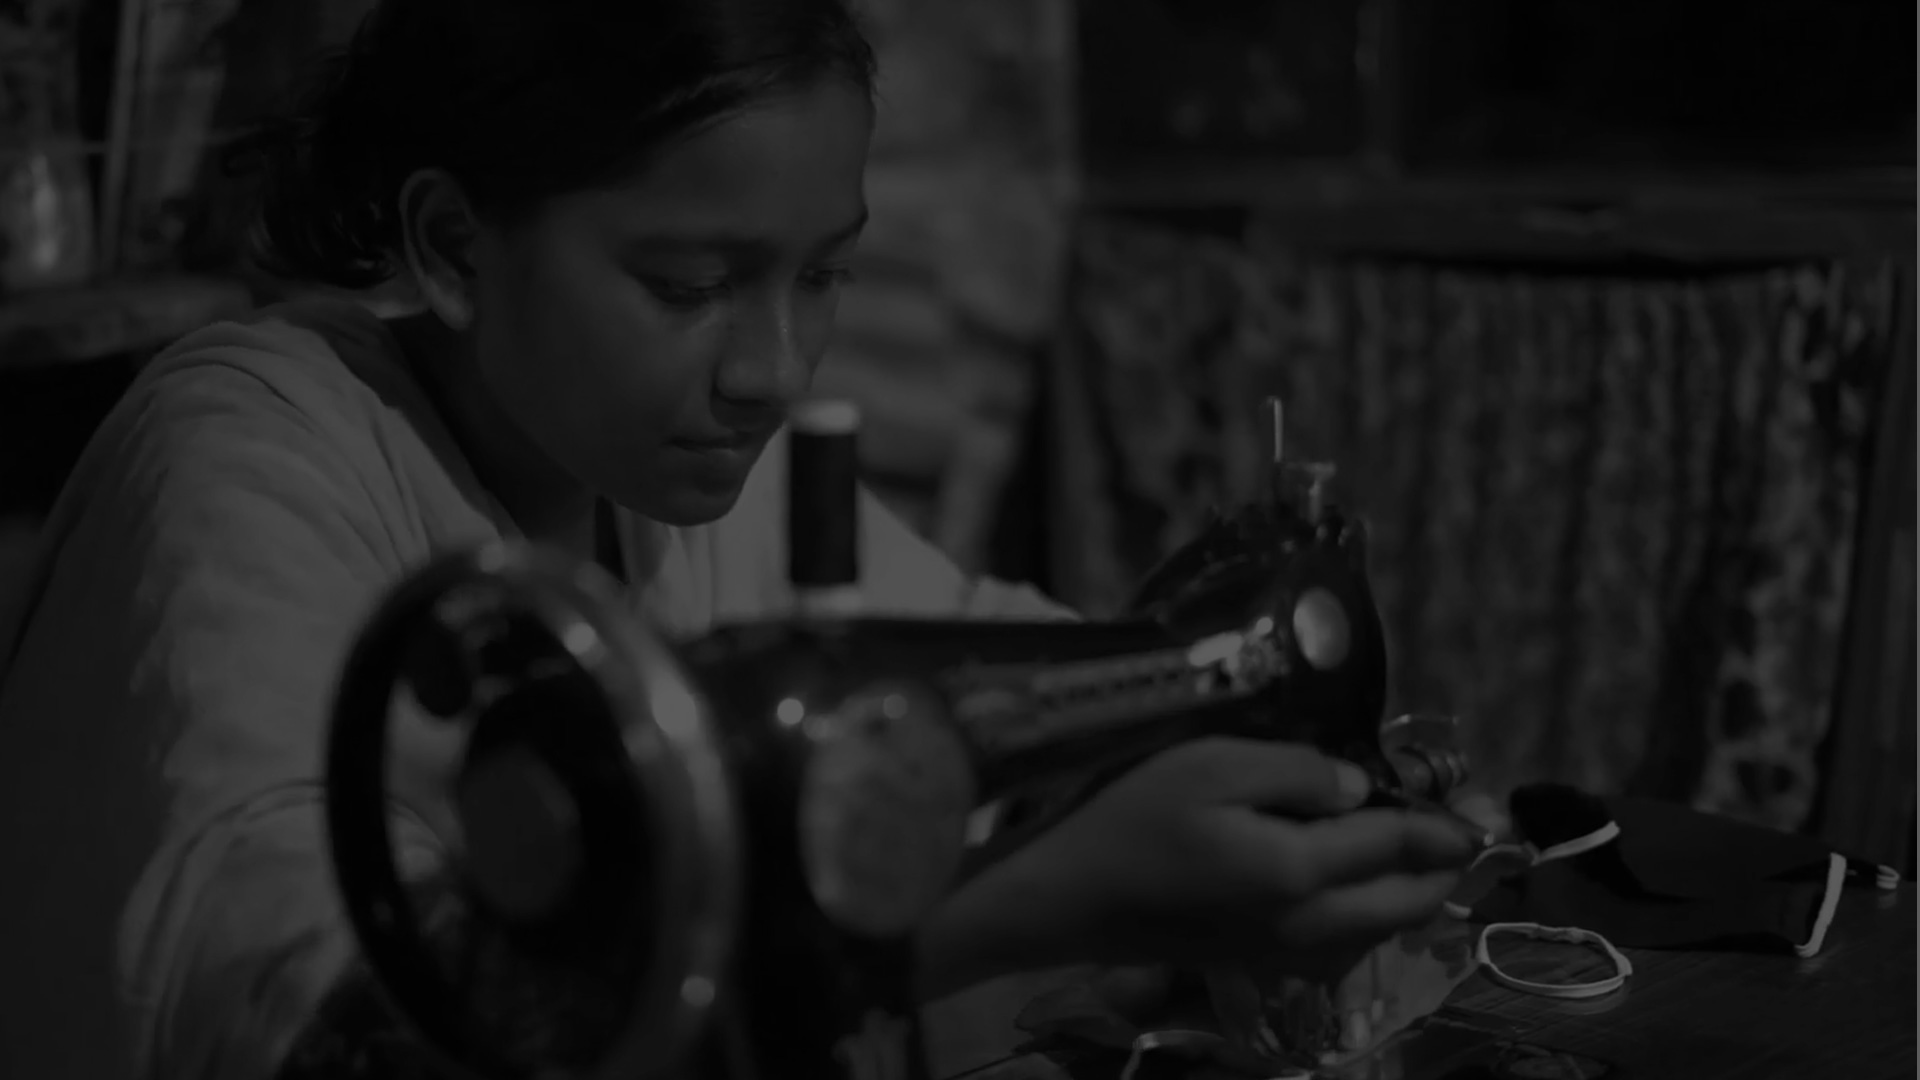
[622,206,869,259]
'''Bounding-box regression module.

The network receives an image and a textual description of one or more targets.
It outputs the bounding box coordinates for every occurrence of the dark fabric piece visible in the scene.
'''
[1469,844,1828,952]
[1606,795,1882,895]
[1508,784,1611,850]
[1469,783,1876,952]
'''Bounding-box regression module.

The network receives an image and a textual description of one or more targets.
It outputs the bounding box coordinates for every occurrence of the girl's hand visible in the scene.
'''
[923,738,1484,994]
[1445,788,1513,845]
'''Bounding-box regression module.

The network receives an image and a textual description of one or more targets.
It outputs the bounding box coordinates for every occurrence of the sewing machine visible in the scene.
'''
[322,398,1472,1080]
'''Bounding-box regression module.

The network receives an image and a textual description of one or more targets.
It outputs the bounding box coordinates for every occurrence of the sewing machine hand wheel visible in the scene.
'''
[325,546,741,1080]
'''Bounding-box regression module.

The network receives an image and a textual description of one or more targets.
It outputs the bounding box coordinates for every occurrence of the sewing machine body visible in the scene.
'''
[322,452,1469,1080]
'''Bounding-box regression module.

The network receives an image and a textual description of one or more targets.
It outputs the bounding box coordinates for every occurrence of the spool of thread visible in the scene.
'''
[787,399,863,616]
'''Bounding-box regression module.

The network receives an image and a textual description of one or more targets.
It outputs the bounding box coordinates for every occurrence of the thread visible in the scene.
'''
[787,399,863,612]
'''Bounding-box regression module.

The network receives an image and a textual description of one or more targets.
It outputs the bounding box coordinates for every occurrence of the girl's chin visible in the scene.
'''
[621,476,751,528]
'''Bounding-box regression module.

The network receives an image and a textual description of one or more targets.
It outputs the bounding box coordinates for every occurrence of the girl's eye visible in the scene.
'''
[643,277,730,310]
[800,266,858,294]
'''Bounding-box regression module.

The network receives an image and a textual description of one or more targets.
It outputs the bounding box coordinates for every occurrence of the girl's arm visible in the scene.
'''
[0,360,443,1080]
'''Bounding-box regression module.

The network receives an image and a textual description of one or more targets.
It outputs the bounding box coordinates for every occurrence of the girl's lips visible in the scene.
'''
[674,411,787,452]
[669,433,769,479]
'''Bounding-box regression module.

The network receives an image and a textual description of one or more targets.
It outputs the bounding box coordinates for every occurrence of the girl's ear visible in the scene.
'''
[395,168,482,331]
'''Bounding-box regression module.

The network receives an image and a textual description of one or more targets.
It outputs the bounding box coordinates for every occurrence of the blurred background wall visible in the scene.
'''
[0,0,1912,871]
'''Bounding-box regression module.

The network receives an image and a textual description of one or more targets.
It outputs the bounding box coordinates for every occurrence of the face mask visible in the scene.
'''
[1017,782,1902,1073]
[1012,921,1485,1076]
[1439,840,1635,1004]
[1457,784,1899,959]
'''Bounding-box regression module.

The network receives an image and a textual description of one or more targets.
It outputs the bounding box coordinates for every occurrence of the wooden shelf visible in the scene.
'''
[0,274,254,372]
[1083,161,1917,263]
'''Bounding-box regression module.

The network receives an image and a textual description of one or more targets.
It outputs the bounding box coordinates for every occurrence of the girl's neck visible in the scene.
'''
[386,311,598,560]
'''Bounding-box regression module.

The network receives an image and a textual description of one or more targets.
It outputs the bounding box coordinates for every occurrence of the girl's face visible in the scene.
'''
[465,79,873,526]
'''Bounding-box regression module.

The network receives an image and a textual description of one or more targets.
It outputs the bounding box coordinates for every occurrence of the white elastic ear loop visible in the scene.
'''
[1475,922,1634,1000]
[1533,820,1620,862]
[1442,843,1537,920]
[1441,822,1623,921]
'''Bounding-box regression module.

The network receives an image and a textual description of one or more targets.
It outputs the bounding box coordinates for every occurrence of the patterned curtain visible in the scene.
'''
[1055,216,1907,831]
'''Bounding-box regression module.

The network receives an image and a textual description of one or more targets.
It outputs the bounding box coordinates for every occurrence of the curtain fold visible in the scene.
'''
[1056,217,1905,829]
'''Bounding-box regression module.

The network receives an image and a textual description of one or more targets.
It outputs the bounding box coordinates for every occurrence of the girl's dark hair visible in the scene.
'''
[229,0,878,289]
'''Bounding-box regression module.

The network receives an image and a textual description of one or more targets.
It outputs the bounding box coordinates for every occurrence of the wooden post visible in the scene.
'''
[98,0,147,277]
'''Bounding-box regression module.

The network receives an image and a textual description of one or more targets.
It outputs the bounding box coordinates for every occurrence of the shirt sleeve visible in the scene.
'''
[5,361,443,1079]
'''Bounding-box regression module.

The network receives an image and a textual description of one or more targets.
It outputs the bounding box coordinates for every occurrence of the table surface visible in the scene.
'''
[926,886,1917,1080]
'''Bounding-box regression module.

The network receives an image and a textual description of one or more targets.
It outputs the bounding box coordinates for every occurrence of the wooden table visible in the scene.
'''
[927,887,1916,1080]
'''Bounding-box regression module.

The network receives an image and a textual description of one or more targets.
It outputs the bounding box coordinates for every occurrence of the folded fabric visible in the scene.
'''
[1015,915,1481,1077]
[1117,1030,1309,1080]
[1464,783,1900,957]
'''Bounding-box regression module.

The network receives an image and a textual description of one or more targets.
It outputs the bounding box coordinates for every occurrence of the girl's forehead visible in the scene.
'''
[563,81,872,251]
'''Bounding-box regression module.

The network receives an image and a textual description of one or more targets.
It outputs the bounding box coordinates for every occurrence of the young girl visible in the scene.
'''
[0,2,1481,1077]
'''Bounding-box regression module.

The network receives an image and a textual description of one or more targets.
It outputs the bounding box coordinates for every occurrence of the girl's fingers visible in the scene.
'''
[1219,807,1479,898]
[1138,738,1373,816]
[1269,870,1463,954]
[1447,790,1513,842]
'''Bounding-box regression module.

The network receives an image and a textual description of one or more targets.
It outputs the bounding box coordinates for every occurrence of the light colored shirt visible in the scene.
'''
[0,300,1071,1080]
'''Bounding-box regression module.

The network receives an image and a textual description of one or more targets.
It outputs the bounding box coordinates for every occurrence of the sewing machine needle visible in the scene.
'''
[1267,397,1285,464]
